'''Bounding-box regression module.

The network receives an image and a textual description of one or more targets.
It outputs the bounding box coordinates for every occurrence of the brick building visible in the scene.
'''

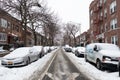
[0,9,46,48]
[89,0,120,47]
[0,9,23,49]
[76,32,88,47]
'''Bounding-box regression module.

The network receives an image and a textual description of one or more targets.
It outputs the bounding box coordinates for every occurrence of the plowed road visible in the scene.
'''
[41,49,90,80]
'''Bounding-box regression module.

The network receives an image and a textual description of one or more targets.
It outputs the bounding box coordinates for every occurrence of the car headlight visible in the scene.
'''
[14,57,24,62]
[102,56,111,61]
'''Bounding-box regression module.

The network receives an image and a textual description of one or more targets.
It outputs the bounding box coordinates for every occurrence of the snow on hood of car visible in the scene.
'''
[31,46,43,52]
[4,47,30,59]
[99,50,120,57]
[77,47,85,52]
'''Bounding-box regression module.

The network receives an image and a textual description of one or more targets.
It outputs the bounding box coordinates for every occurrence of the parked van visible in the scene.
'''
[85,43,120,70]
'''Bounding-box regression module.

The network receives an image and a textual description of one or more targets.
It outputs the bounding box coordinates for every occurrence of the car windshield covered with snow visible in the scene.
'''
[97,43,120,51]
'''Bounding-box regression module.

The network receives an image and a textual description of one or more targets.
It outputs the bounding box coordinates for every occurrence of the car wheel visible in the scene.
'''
[85,55,88,62]
[26,57,30,65]
[119,62,120,77]
[96,60,102,70]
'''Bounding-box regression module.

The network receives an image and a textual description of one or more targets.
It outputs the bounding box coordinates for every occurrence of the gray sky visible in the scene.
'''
[46,0,93,33]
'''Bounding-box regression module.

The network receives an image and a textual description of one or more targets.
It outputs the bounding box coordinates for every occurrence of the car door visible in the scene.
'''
[88,48,94,62]
[29,49,37,62]
[86,45,94,62]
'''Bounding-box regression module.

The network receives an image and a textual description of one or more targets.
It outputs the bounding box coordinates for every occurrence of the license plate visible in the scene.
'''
[8,61,13,65]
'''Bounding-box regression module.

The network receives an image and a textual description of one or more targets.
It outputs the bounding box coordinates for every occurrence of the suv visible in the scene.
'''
[85,43,120,70]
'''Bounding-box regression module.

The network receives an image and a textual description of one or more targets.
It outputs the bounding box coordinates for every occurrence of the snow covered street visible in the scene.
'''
[0,48,120,80]
[66,51,120,80]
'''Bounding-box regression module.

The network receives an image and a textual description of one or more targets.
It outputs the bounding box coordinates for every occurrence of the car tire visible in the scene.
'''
[85,55,88,62]
[96,60,102,70]
[26,57,30,65]
[119,62,120,77]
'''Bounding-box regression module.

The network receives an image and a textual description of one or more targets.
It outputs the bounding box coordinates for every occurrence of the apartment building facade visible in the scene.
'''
[0,9,46,48]
[89,0,120,47]
[0,9,23,48]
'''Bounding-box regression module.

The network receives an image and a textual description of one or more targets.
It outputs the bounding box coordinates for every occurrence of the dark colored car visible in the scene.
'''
[64,47,72,52]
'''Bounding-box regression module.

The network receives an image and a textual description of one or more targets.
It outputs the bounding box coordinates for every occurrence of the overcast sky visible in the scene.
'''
[46,0,93,33]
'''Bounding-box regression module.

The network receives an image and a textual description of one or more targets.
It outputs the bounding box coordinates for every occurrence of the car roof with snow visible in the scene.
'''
[87,43,119,50]
[4,47,31,58]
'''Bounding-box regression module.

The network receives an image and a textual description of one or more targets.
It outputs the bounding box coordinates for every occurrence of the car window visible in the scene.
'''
[86,45,93,53]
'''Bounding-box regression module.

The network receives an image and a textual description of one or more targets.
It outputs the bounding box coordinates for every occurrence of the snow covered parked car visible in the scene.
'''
[31,46,44,58]
[0,46,9,57]
[74,47,85,57]
[1,47,39,67]
[85,43,120,70]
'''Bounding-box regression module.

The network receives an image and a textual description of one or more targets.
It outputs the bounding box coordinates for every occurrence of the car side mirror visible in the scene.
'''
[94,45,98,52]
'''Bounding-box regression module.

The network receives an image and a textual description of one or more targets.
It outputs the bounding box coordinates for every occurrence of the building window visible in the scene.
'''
[100,0,102,4]
[1,18,7,28]
[100,11,103,17]
[110,18,117,30]
[90,10,93,16]
[0,33,7,41]
[111,36,118,45]
[16,26,19,32]
[104,0,106,3]
[91,19,93,25]
[104,9,107,18]
[7,22,11,29]
[110,0,117,14]
[104,23,107,31]
[100,25,104,33]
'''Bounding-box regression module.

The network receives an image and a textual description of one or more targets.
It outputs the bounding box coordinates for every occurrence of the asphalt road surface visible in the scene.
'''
[42,49,90,80]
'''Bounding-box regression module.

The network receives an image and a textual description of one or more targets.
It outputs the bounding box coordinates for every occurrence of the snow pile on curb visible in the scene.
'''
[65,52,120,80]
[0,50,57,80]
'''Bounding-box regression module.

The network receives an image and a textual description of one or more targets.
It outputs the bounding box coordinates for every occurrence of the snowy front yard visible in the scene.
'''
[0,49,120,80]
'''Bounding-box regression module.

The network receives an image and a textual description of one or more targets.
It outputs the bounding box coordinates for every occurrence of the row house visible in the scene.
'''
[0,9,23,49]
[0,9,46,49]
[89,0,120,47]
[76,32,89,47]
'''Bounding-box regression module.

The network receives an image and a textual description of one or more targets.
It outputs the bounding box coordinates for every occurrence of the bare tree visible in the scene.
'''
[39,9,60,46]
[63,22,80,46]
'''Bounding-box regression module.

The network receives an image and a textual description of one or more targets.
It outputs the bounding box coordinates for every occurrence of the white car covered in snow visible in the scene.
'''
[74,47,85,57]
[85,43,120,70]
[30,46,44,58]
[1,47,39,67]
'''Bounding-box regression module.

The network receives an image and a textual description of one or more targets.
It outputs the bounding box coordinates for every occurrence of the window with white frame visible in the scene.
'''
[100,25,104,33]
[100,0,103,6]
[104,23,107,31]
[104,9,107,18]
[91,19,93,25]
[111,36,118,45]
[1,18,7,28]
[110,18,117,30]
[0,33,7,41]
[110,0,117,14]
[100,11,103,17]
[104,0,106,3]
[7,22,11,29]
[90,10,93,16]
